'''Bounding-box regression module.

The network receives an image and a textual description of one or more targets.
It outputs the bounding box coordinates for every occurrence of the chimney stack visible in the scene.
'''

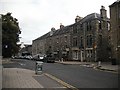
[100,6,107,18]
[51,27,56,31]
[75,15,82,23]
[60,23,64,29]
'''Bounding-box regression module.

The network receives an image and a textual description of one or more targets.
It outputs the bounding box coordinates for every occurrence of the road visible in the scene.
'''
[3,59,118,88]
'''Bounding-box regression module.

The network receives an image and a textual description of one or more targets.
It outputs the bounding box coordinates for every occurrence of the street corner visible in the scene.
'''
[93,65,118,73]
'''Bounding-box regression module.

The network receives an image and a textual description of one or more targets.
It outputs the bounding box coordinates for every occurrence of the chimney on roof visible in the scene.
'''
[60,23,64,29]
[50,27,55,36]
[51,27,56,31]
[100,6,107,18]
[75,15,82,23]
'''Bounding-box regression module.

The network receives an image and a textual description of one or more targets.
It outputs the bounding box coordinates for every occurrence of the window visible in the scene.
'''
[65,45,68,48]
[98,21,102,29]
[107,22,110,31]
[80,37,83,48]
[87,50,92,58]
[89,35,92,46]
[73,37,77,46]
[65,36,67,42]
[87,22,92,31]
[77,24,79,30]
[87,22,89,31]
[86,35,92,47]
[87,50,89,57]
[56,38,59,44]
[87,36,89,46]
[80,24,83,31]
[73,25,77,33]
[49,46,51,48]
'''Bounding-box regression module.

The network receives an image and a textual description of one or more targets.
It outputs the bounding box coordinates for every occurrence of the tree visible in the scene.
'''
[2,12,21,58]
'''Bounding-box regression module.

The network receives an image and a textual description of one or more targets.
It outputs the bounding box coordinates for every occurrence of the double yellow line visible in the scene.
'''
[44,73,79,90]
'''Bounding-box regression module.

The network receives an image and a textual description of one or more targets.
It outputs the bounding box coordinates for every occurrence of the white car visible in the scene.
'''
[33,54,45,61]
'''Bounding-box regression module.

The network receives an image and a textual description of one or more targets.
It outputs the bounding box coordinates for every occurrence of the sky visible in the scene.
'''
[0,0,116,44]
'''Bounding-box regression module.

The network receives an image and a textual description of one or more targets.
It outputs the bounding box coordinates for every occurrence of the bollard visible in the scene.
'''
[98,61,101,67]
[61,58,63,62]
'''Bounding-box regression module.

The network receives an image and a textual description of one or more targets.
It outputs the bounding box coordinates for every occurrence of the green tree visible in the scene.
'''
[2,12,21,58]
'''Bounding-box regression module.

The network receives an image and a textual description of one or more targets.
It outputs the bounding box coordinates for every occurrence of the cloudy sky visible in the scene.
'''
[0,0,115,44]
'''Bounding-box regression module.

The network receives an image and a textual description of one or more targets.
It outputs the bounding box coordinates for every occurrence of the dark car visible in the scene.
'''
[44,55,55,63]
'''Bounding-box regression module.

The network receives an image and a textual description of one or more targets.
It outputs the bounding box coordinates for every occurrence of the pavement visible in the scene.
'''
[2,68,44,88]
[1,58,119,89]
[55,61,119,73]
[1,59,74,89]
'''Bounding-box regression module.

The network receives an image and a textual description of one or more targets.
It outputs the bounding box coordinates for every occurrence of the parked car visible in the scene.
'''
[33,54,45,61]
[44,55,55,63]
[26,55,33,60]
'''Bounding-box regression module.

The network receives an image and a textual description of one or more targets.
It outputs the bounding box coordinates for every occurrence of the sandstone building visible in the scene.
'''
[109,0,120,64]
[32,6,110,62]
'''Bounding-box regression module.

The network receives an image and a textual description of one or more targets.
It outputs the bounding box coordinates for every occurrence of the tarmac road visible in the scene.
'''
[3,59,118,88]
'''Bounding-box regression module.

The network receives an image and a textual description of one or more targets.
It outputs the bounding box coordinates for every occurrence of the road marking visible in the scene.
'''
[44,73,79,90]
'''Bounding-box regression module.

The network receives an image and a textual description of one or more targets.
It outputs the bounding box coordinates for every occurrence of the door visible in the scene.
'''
[72,51,78,60]
[81,50,84,62]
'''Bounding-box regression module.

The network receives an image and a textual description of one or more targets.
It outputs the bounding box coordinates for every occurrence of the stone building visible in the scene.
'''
[32,25,72,60]
[18,44,32,56]
[70,6,110,62]
[32,33,49,56]
[32,6,110,62]
[109,0,120,64]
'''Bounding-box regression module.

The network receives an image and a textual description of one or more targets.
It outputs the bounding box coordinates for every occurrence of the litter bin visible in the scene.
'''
[35,61,43,74]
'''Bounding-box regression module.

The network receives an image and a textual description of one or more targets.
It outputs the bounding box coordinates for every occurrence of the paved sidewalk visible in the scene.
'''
[56,61,118,72]
[2,68,44,88]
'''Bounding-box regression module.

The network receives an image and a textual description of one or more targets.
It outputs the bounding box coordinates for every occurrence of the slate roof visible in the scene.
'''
[109,0,120,7]
[79,13,109,23]
[33,25,72,42]
[52,26,71,36]
[81,13,101,22]
[33,32,50,41]
[33,13,109,41]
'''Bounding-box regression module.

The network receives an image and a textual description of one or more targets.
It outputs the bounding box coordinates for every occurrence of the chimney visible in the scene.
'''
[100,6,107,18]
[51,27,56,31]
[75,15,82,23]
[60,23,64,29]
[50,27,55,36]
